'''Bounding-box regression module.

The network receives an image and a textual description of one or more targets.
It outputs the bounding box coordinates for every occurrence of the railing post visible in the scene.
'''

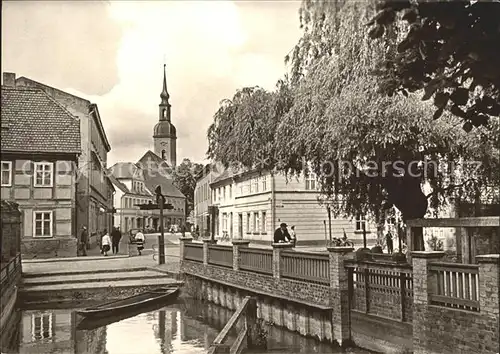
[476,255,499,319]
[203,238,217,266]
[179,236,193,260]
[400,272,406,322]
[364,268,370,314]
[411,251,445,353]
[232,239,250,271]
[327,246,354,346]
[272,243,293,279]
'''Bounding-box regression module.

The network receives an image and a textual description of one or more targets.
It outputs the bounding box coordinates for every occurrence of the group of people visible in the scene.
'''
[79,225,145,256]
[100,227,123,256]
[273,223,297,247]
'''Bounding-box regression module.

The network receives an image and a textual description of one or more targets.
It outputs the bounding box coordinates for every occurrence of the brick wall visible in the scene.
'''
[412,252,500,354]
[181,261,331,307]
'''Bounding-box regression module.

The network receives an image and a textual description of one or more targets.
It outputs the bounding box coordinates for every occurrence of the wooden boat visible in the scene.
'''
[75,287,179,322]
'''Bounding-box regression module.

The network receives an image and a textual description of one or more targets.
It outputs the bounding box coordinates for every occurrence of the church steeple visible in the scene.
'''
[159,64,171,122]
[154,63,177,167]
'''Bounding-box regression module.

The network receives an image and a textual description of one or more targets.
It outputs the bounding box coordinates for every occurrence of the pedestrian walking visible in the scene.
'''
[111,226,122,254]
[290,225,297,247]
[273,223,292,243]
[386,231,394,254]
[101,229,111,256]
[80,226,88,256]
[135,230,145,255]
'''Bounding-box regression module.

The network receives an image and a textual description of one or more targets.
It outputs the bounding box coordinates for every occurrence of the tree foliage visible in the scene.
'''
[171,158,204,219]
[367,0,500,131]
[207,83,293,170]
[206,0,499,239]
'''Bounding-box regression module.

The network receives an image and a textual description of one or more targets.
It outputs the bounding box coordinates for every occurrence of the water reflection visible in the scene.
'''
[2,299,369,354]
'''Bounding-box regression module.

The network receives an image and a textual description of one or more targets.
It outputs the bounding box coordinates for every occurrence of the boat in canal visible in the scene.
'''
[75,287,179,329]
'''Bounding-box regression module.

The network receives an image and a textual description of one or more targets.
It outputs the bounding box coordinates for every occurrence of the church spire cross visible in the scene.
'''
[160,64,170,105]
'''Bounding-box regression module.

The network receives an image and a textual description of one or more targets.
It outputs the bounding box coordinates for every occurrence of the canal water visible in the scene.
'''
[2,298,370,354]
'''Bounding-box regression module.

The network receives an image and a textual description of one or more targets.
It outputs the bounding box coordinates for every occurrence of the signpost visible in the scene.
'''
[135,185,173,265]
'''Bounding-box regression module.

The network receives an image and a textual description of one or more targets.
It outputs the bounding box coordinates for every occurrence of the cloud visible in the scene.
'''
[1,0,302,165]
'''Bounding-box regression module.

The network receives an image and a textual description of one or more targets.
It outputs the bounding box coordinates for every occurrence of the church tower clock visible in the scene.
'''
[153,64,177,167]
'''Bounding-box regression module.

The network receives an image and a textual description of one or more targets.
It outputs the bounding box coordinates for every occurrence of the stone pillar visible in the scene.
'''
[202,238,217,266]
[232,239,250,271]
[178,236,193,260]
[327,246,354,346]
[412,251,445,354]
[272,243,294,279]
[476,254,500,344]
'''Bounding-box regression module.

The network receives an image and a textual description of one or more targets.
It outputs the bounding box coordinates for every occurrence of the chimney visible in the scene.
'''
[2,72,16,87]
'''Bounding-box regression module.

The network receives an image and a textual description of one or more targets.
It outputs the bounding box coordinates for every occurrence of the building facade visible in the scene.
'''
[1,74,81,257]
[109,162,185,233]
[205,167,378,246]
[14,75,114,248]
[153,65,177,168]
[193,164,221,236]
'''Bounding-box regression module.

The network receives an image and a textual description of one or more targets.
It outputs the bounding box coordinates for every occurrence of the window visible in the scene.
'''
[34,211,52,237]
[305,171,317,191]
[253,178,259,193]
[222,213,227,231]
[246,213,250,232]
[262,212,267,232]
[262,176,267,191]
[239,185,243,196]
[229,184,232,198]
[31,313,53,340]
[218,188,221,201]
[387,216,396,232]
[355,214,367,232]
[34,162,53,187]
[161,150,166,159]
[1,161,12,186]
[253,212,259,232]
[223,186,226,201]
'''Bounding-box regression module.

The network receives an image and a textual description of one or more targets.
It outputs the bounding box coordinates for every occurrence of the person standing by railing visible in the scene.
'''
[385,231,394,254]
[290,225,297,247]
[274,223,292,243]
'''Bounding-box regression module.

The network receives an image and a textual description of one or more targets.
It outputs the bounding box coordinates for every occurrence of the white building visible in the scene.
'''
[207,167,379,246]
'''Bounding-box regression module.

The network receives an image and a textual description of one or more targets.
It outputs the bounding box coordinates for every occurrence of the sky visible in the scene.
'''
[1,0,302,166]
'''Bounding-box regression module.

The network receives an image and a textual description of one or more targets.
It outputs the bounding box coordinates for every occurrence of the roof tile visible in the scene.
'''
[1,86,80,154]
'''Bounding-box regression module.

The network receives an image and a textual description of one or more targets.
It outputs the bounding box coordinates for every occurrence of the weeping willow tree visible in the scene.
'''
[279,0,499,249]
[207,0,499,250]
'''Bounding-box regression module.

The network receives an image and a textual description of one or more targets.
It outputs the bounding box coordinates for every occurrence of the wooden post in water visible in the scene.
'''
[245,297,258,348]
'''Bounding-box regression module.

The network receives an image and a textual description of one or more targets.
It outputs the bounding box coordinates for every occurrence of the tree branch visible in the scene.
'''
[425,178,477,199]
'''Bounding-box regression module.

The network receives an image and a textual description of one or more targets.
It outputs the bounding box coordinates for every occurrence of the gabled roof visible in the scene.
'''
[108,162,141,179]
[16,76,111,153]
[143,174,185,199]
[211,167,236,185]
[1,86,81,154]
[108,175,129,193]
[137,150,171,175]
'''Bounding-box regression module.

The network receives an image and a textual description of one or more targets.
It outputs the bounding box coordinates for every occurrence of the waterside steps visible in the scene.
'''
[19,267,183,308]
[208,296,263,354]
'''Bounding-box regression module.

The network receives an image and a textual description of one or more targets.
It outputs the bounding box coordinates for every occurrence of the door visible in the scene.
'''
[238,213,243,238]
